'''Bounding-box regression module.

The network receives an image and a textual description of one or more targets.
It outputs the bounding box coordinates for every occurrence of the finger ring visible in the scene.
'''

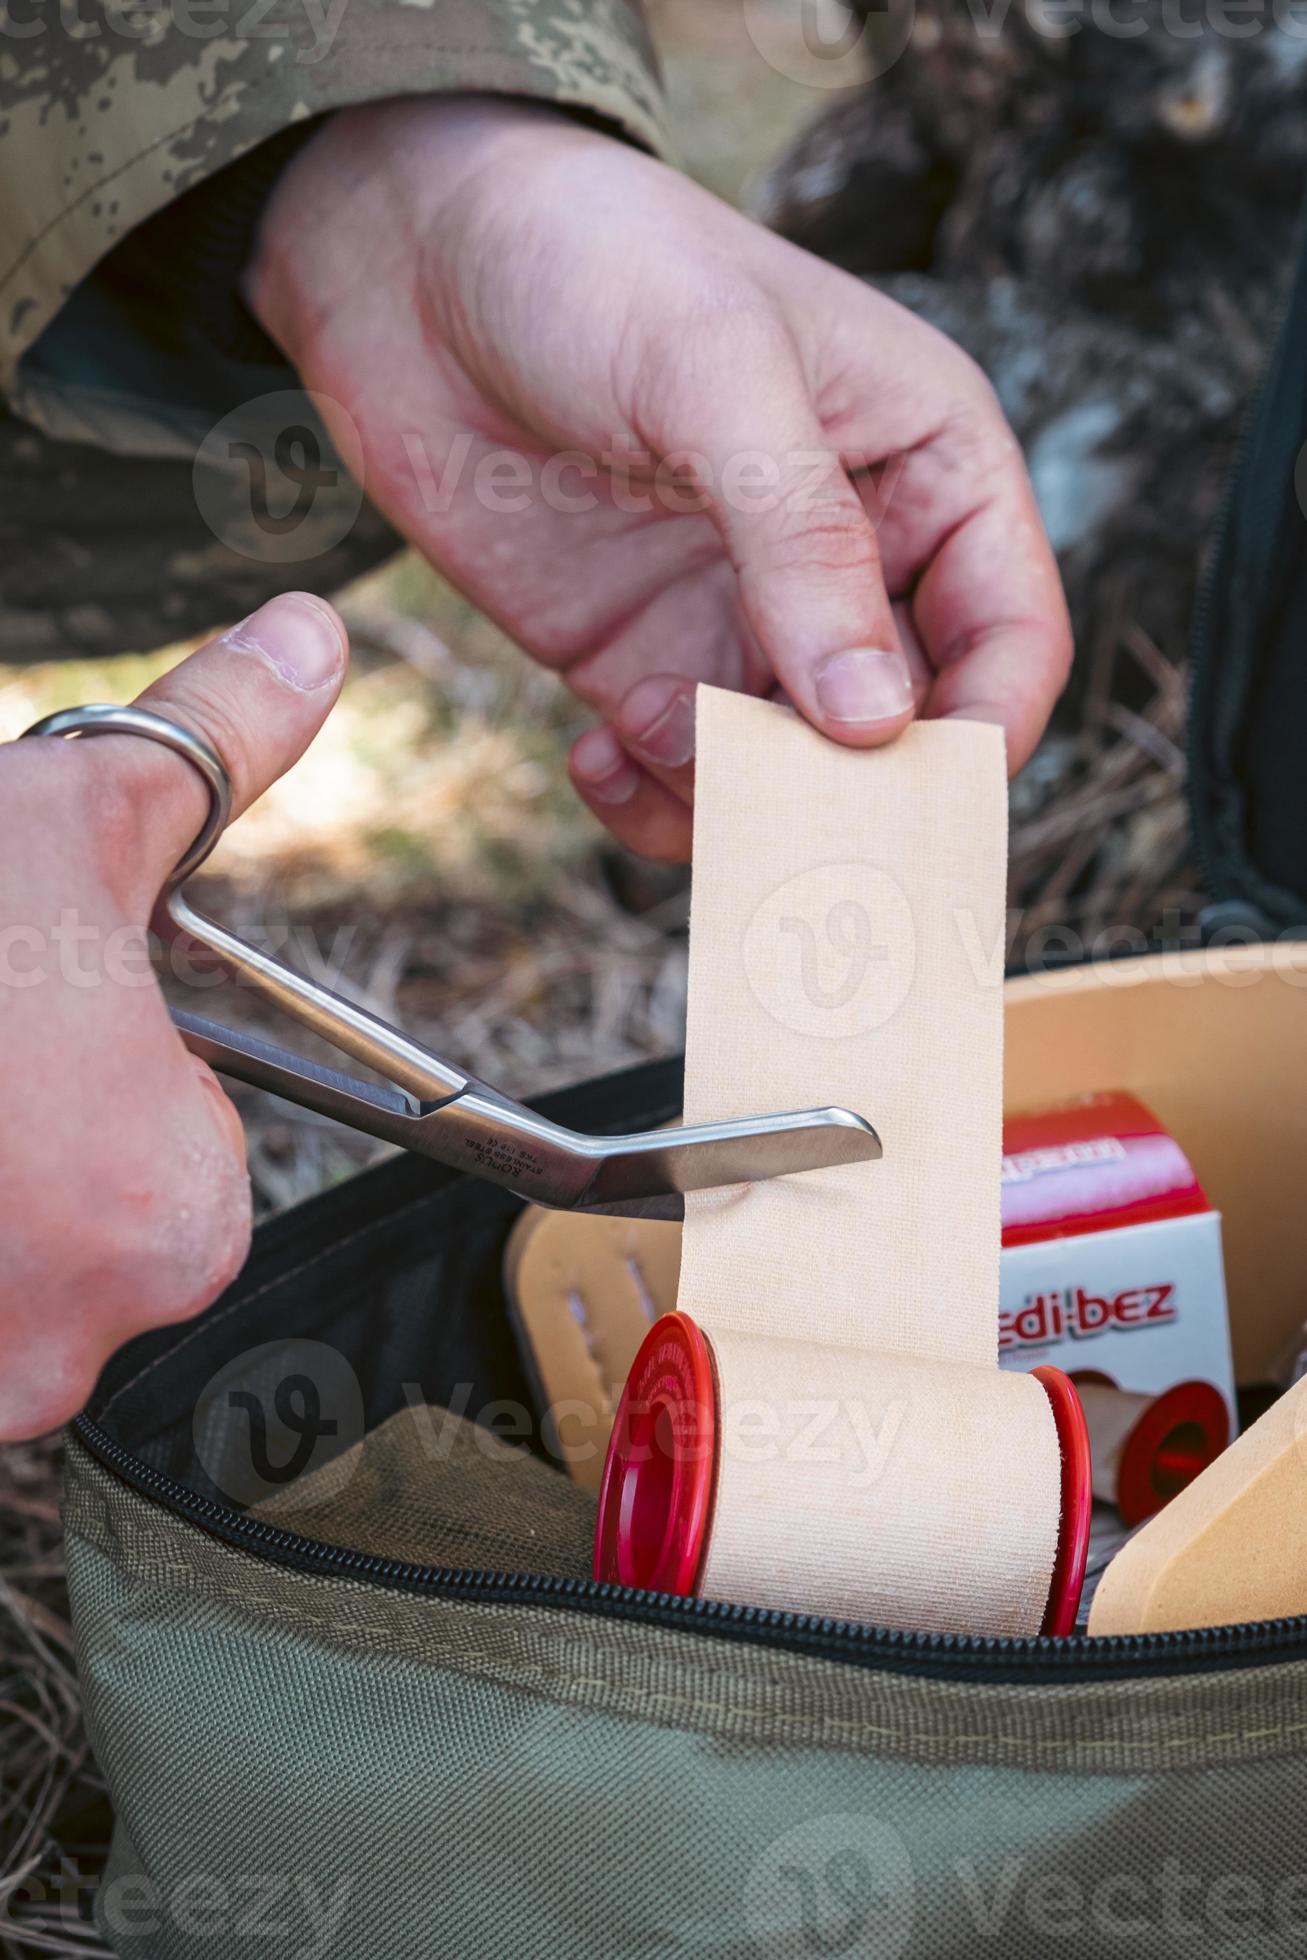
[18,703,233,885]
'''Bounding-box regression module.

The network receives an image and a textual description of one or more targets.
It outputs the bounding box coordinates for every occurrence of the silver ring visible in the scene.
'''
[19,703,233,885]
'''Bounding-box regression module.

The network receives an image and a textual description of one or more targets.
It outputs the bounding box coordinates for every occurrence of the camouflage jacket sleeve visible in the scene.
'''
[0,0,666,438]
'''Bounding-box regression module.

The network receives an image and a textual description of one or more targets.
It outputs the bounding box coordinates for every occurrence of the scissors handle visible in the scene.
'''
[168,887,469,1104]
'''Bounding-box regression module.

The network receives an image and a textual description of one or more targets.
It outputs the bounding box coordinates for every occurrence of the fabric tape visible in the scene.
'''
[630,688,1068,1636]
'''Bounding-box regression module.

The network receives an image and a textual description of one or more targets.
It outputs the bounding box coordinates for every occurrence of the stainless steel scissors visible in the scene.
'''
[22,703,882,1219]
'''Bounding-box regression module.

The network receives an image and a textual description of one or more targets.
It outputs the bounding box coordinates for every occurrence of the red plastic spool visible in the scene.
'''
[594,1314,718,1595]
[1112,1378,1230,1528]
[1030,1365,1092,1636]
[595,1315,1093,1636]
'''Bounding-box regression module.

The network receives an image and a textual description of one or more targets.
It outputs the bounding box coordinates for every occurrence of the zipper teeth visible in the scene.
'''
[74,1416,1307,1681]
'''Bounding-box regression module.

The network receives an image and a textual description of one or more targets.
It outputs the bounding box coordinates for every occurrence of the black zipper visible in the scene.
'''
[73,1414,1307,1686]
[1186,213,1307,920]
[1185,432,1251,913]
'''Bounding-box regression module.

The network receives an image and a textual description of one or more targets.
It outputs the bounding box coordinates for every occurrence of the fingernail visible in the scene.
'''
[227,593,346,692]
[814,647,914,725]
[572,726,640,805]
[623,683,696,770]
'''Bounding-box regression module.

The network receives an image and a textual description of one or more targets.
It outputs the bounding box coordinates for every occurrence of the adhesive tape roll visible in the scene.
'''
[1077,1379,1231,1526]
[596,1315,1088,1636]
[595,691,1090,1637]
[704,1331,1064,1634]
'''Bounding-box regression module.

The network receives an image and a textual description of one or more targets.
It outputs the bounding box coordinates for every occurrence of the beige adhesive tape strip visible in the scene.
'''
[674,689,1061,1636]
[1089,1375,1307,1634]
[681,692,1002,1365]
[1078,1383,1156,1505]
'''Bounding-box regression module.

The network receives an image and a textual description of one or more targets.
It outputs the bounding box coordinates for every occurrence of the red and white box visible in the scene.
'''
[998,1093,1237,1439]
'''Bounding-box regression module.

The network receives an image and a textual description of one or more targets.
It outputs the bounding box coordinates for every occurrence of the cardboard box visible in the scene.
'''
[998,1092,1237,1427]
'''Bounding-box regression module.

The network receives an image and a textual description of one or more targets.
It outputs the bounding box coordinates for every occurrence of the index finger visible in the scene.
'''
[903,444,1072,774]
[816,288,1072,773]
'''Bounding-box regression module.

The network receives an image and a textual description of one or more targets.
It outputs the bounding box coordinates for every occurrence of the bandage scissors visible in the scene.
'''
[23,703,882,1219]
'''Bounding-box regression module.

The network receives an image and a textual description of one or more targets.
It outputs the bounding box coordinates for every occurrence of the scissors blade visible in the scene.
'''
[173,1009,882,1213]
[172,1009,433,1141]
[578,1193,689,1221]
[570,1105,882,1216]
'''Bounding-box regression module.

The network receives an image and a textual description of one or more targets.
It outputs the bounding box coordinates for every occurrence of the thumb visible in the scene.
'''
[660,331,916,745]
[0,594,347,1441]
[108,593,348,906]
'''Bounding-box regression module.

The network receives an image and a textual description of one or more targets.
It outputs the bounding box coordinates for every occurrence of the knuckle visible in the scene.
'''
[103,1151,252,1327]
[951,346,1002,415]
[159,674,259,808]
[0,1094,250,1447]
[635,286,790,420]
[914,321,1001,417]
[935,368,1021,477]
[1049,615,1076,687]
[85,754,164,899]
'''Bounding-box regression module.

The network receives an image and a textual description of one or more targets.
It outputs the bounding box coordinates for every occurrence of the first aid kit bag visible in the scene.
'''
[63,945,1307,1960]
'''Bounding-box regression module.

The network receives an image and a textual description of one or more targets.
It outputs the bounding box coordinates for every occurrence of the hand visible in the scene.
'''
[248,96,1071,862]
[0,594,347,1442]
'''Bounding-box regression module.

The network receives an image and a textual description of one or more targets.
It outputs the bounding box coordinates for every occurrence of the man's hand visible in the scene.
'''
[248,96,1071,862]
[0,594,347,1442]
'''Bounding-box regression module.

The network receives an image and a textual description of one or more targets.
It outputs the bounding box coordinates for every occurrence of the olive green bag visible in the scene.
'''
[64,242,1307,1959]
[62,1018,1307,1960]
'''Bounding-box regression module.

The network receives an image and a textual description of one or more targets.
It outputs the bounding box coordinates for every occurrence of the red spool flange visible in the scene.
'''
[594,1313,717,1593]
[1031,1366,1092,1637]
[1113,1378,1230,1528]
[596,1321,1092,1637]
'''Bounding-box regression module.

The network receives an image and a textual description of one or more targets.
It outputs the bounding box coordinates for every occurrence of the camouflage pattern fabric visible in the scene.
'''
[0,0,665,659]
[0,398,402,660]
